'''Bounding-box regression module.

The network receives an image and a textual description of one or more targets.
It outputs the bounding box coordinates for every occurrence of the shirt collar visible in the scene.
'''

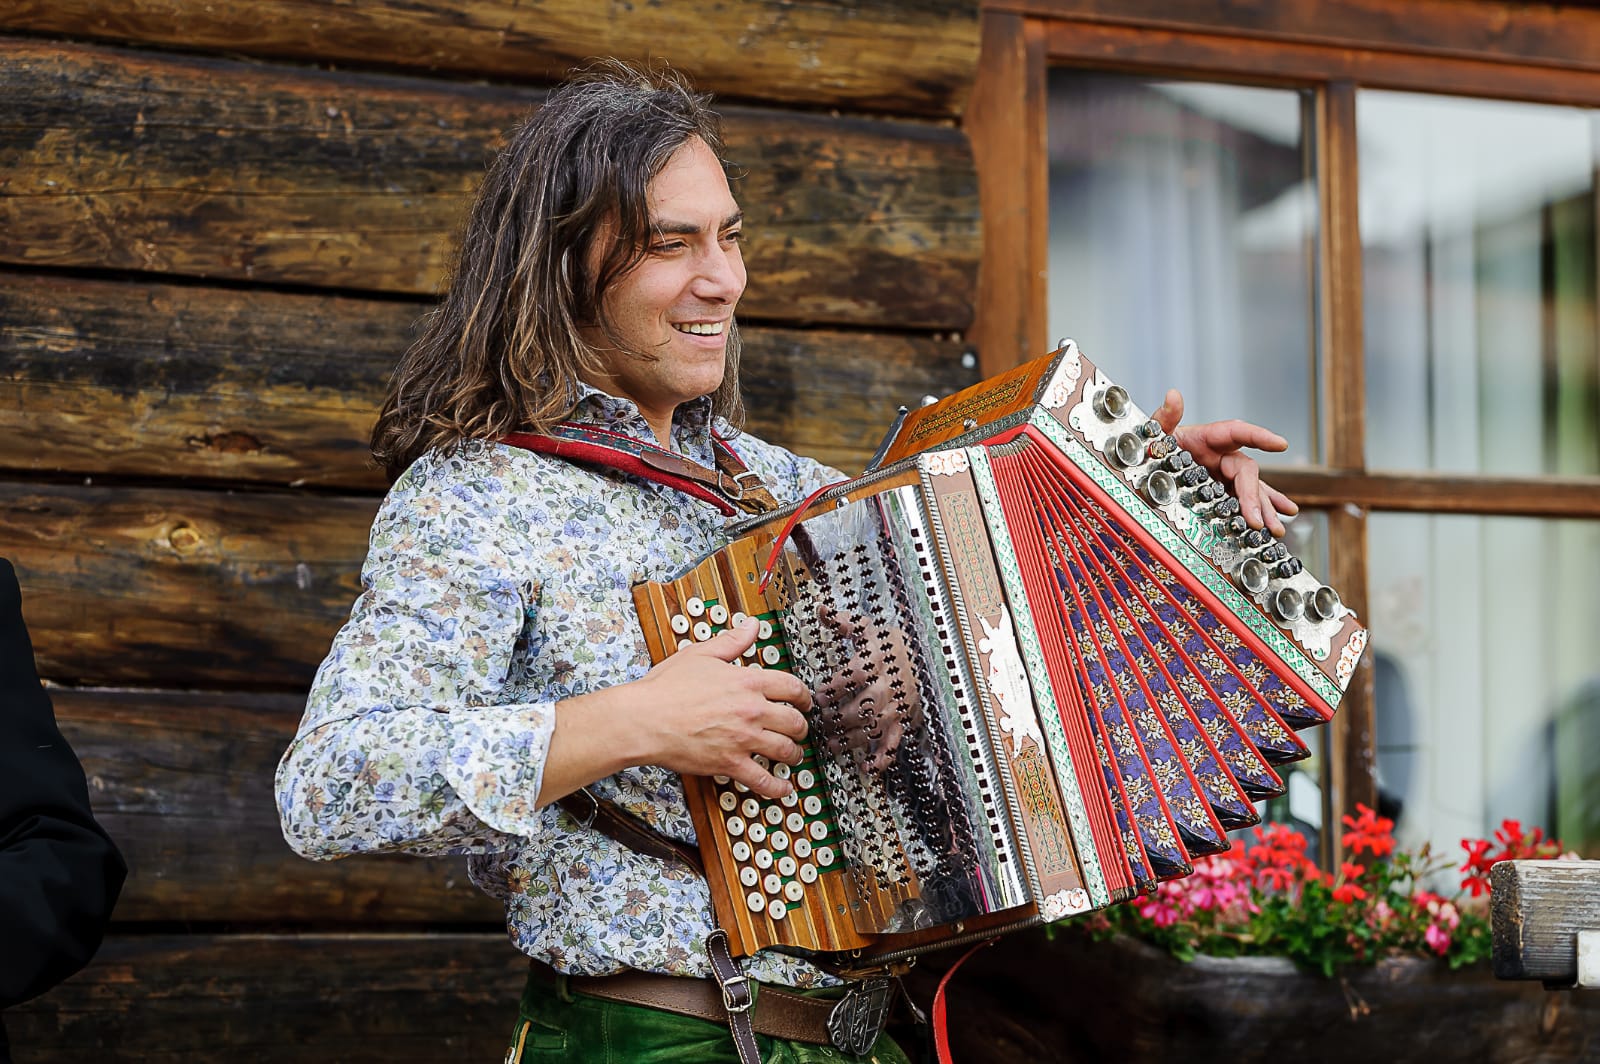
[566,382,720,458]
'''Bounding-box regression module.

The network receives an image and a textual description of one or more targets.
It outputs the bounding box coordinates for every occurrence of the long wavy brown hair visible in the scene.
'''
[371,61,745,480]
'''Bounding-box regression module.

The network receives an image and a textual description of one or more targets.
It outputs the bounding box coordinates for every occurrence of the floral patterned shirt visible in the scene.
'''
[275,384,845,987]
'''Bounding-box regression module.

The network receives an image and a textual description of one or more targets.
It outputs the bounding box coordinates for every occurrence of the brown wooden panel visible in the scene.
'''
[53,687,504,923]
[1491,859,1600,983]
[0,0,979,118]
[992,0,1600,75]
[1040,19,1600,108]
[0,273,973,488]
[8,933,528,1061]
[5,482,373,689]
[0,38,978,329]
[965,11,1050,376]
[1266,469,1600,520]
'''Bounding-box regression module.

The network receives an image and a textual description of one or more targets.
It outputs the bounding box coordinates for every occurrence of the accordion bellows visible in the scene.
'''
[633,343,1367,962]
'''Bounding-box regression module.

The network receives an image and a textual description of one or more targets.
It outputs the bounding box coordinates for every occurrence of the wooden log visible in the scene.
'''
[0,0,979,118]
[1492,859,1600,985]
[0,38,978,329]
[0,273,975,488]
[4,482,374,689]
[7,933,528,1061]
[52,687,504,923]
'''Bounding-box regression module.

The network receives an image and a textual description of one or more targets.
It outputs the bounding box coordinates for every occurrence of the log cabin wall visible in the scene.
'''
[0,4,981,1057]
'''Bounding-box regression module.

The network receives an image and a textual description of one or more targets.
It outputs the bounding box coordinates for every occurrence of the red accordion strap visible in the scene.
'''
[932,939,996,1064]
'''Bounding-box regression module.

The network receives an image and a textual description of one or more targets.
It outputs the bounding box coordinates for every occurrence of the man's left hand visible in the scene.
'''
[1152,389,1299,536]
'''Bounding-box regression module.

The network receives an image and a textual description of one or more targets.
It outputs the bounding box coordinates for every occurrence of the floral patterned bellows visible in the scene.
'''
[1083,805,1576,975]
[273,384,845,988]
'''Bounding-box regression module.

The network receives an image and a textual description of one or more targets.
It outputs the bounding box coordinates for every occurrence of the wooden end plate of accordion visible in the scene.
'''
[633,342,1368,965]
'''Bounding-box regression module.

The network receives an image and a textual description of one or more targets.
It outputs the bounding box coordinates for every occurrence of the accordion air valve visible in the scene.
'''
[634,343,1367,963]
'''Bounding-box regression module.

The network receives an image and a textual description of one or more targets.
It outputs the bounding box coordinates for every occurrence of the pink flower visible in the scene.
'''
[1425,922,1452,955]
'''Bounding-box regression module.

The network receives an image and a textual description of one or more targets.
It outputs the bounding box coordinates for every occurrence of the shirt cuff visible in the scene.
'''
[439,702,558,838]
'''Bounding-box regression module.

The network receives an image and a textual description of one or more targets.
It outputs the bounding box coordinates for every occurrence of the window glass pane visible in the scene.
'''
[1047,71,1319,463]
[1360,91,1600,476]
[1368,513,1600,857]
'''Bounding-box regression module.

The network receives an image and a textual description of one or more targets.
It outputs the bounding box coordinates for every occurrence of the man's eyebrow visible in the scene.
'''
[650,211,744,236]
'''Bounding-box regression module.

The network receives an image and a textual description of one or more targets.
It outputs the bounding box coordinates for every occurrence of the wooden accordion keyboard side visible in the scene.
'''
[633,532,888,958]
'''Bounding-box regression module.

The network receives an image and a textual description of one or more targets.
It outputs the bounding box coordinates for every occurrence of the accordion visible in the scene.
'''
[633,343,1367,964]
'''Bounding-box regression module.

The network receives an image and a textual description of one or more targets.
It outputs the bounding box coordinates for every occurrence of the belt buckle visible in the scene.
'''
[826,977,893,1056]
[718,973,753,1014]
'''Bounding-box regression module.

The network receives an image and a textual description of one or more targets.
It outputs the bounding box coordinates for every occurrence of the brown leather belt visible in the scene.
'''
[565,967,843,1046]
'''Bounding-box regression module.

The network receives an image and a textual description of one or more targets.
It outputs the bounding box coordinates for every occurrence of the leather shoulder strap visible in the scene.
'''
[556,788,706,877]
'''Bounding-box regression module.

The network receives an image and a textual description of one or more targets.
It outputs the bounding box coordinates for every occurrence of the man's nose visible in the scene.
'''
[694,245,745,303]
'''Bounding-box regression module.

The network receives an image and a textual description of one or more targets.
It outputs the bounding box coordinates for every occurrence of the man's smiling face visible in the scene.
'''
[579,135,745,440]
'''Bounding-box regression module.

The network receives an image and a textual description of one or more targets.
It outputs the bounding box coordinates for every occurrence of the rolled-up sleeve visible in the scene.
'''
[275,454,560,859]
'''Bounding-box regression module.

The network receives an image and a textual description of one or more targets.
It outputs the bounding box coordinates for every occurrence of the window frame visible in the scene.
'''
[967,2,1600,847]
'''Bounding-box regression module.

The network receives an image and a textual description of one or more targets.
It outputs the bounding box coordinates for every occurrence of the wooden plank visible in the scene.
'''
[1265,469,1600,520]
[7,933,528,1061]
[1040,19,1600,109]
[52,687,504,923]
[0,273,974,487]
[1492,859,1600,984]
[0,38,979,330]
[964,11,1050,376]
[5,482,374,689]
[991,0,1600,76]
[1317,81,1375,826]
[0,0,980,118]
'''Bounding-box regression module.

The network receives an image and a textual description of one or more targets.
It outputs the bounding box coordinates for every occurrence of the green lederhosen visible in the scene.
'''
[506,967,913,1064]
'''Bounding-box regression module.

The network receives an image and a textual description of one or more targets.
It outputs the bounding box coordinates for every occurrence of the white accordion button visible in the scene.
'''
[796,770,815,790]
[742,644,758,658]
[754,848,773,869]
[713,775,730,785]
[758,619,774,640]
[764,805,783,826]
[803,796,823,817]
[777,855,797,877]
[731,841,752,862]
[740,866,758,887]
[808,820,827,841]
[761,645,781,666]
[724,816,745,836]
[780,792,798,808]
[793,838,812,859]
[676,639,692,651]
[768,899,787,921]
[747,891,764,913]
[786,812,805,833]
[686,597,706,617]
[718,792,737,812]
[764,873,783,895]
[752,754,770,770]
[741,798,760,819]
[773,762,792,780]
[670,614,690,634]
[693,621,713,642]
[799,863,818,883]
[747,823,768,844]
[709,603,729,625]
[817,846,836,867]
[731,611,748,628]
[784,881,805,902]
[769,830,789,851]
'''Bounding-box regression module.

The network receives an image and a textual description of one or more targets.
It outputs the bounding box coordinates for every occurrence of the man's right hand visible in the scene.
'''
[539,617,812,805]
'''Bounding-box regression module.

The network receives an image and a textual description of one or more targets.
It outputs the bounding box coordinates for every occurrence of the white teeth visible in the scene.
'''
[673,321,725,336]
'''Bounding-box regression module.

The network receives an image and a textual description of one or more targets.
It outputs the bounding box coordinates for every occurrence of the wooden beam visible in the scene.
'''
[990,0,1600,77]
[0,0,980,118]
[0,273,976,489]
[1038,19,1600,108]
[4,482,374,689]
[964,11,1049,375]
[7,933,528,1061]
[0,38,979,329]
[1317,80,1375,824]
[53,688,504,923]
[1491,859,1600,984]
[1264,469,1600,520]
